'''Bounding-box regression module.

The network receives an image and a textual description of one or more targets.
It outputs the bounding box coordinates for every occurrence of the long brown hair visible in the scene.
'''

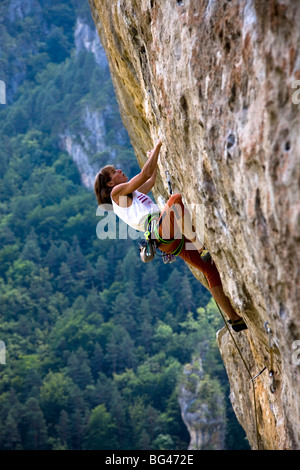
[94,165,115,206]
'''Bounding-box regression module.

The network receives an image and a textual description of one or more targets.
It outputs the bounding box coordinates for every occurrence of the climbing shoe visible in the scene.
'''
[228,318,248,332]
[200,249,212,262]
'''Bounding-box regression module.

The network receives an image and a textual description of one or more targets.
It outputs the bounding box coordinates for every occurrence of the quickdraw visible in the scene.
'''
[264,322,276,394]
[139,214,160,263]
[165,170,173,196]
[139,212,184,263]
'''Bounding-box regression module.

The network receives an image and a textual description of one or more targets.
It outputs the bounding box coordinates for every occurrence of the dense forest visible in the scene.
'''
[0,0,249,450]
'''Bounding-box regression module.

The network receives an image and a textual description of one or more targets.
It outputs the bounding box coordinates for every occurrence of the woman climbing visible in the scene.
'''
[94,139,247,333]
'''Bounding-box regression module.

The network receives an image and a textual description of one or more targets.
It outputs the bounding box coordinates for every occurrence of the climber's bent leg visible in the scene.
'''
[181,249,247,326]
[157,195,245,325]
[159,193,184,240]
[210,285,241,322]
[161,193,204,250]
[178,247,221,287]
[176,207,204,252]
[173,239,244,323]
[180,248,245,323]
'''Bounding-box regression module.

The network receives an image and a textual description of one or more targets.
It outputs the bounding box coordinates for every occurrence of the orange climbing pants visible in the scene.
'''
[156,194,222,289]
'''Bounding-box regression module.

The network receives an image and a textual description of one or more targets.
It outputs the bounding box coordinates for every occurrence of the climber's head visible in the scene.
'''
[94,165,128,205]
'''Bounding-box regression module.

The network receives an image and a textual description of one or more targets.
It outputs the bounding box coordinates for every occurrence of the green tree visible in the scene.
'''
[95,254,109,290]
[57,263,75,294]
[90,342,104,379]
[40,372,75,431]
[23,397,48,449]
[44,27,71,63]
[3,412,21,449]
[138,318,153,354]
[84,404,118,450]
[66,348,93,389]
[153,433,174,450]
[56,410,72,449]
[66,236,87,275]
[141,262,159,295]
[105,325,136,373]
[22,368,42,399]
[21,230,41,263]
[109,386,128,448]
[70,404,87,450]
[128,397,160,450]
[120,246,141,285]
[44,243,62,275]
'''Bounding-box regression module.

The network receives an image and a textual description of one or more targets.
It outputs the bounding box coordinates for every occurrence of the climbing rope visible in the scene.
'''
[213,299,260,450]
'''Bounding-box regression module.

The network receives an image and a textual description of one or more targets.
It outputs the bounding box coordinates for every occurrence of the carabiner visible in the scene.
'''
[269,370,275,394]
[144,230,150,241]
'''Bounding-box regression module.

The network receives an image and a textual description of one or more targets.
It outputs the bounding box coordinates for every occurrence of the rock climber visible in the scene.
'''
[94,139,247,333]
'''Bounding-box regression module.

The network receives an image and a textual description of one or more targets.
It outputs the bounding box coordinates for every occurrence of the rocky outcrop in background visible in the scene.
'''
[178,356,226,450]
[88,0,300,449]
[60,18,128,189]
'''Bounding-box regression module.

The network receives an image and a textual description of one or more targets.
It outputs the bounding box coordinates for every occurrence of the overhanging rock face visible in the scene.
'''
[88,0,300,449]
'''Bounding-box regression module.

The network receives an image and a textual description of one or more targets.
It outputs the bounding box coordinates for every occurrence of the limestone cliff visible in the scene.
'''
[88,0,300,449]
[178,356,226,450]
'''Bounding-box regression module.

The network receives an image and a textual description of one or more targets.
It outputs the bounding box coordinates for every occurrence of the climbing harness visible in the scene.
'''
[157,170,184,261]
[264,322,276,394]
[139,170,184,264]
[154,222,184,255]
[138,211,181,263]
[139,212,184,264]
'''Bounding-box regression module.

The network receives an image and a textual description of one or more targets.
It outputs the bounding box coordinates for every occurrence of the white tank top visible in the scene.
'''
[111,190,159,232]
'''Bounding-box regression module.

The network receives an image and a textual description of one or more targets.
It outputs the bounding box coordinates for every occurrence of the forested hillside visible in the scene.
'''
[0,0,248,450]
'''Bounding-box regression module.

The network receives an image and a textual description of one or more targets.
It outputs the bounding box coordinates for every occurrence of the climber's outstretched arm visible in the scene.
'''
[111,139,161,199]
[138,149,158,194]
